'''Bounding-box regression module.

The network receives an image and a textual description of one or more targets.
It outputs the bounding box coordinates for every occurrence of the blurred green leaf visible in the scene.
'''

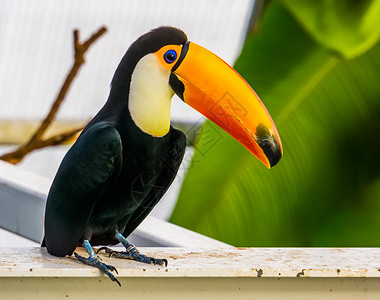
[282,0,380,59]
[170,1,380,246]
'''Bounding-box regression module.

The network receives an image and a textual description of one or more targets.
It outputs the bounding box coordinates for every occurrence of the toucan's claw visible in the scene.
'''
[96,246,114,256]
[74,252,120,286]
[98,231,170,267]
[153,258,168,267]
[147,257,167,267]
[97,245,168,266]
[115,248,167,266]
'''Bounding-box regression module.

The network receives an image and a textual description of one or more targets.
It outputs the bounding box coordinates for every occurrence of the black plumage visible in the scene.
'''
[43,27,187,257]
[42,27,282,284]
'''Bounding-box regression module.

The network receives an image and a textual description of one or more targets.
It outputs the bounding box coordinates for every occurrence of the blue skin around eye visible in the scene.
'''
[164,50,177,63]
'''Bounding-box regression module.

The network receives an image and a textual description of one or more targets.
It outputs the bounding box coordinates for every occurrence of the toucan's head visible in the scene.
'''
[113,26,282,168]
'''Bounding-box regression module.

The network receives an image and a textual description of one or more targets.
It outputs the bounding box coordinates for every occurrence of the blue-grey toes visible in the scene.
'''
[97,246,168,267]
[74,252,121,287]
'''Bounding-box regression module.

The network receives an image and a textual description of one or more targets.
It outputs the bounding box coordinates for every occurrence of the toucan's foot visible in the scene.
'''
[74,252,120,287]
[97,246,168,267]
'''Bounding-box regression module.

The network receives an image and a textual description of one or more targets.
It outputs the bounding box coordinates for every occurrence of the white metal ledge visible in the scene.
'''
[1,247,380,299]
[0,159,228,248]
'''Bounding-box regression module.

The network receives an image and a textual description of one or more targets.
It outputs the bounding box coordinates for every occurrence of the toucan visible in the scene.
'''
[42,26,282,286]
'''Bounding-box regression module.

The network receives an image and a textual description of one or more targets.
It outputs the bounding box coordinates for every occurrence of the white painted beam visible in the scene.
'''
[0,159,227,248]
[1,247,380,299]
[0,161,48,242]
[0,229,38,247]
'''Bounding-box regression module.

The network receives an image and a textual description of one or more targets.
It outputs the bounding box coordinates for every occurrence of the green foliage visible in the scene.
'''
[282,0,380,59]
[170,1,380,246]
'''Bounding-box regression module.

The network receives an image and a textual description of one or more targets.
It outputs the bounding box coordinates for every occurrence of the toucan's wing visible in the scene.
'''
[122,128,186,238]
[43,122,122,257]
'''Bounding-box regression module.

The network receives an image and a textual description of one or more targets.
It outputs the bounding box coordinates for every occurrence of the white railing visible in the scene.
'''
[1,160,380,299]
[0,159,227,247]
[1,247,380,299]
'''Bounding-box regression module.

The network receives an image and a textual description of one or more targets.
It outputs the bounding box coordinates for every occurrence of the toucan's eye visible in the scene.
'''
[163,50,177,64]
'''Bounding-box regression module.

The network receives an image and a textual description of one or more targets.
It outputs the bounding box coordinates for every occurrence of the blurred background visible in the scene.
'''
[1,0,380,247]
[0,0,254,221]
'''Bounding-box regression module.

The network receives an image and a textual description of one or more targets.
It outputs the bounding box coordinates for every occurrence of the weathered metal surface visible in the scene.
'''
[1,247,380,278]
[1,247,380,300]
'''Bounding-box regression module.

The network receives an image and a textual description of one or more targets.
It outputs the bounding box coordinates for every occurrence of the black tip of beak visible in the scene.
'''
[256,124,282,168]
[258,136,282,168]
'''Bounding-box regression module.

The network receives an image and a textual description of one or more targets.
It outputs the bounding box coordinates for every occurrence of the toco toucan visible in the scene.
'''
[42,27,282,286]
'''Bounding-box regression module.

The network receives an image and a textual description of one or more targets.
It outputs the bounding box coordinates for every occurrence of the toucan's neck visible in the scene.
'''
[97,83,130,122]
[101,55,174,139]
[92,81,172,145]
[85,82,131,135]
[94,27,188,139]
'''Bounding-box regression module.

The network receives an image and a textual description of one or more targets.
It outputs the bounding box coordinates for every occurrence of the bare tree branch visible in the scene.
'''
[0,26,107,165]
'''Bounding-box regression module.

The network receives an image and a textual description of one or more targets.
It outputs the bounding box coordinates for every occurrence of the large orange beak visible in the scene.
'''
[169,41,282,168]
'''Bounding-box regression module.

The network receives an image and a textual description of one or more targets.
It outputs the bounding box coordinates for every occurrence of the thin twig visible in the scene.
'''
[0,26,107,164]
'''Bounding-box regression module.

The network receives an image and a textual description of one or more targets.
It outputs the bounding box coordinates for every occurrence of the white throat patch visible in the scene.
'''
[128,53,174,137]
